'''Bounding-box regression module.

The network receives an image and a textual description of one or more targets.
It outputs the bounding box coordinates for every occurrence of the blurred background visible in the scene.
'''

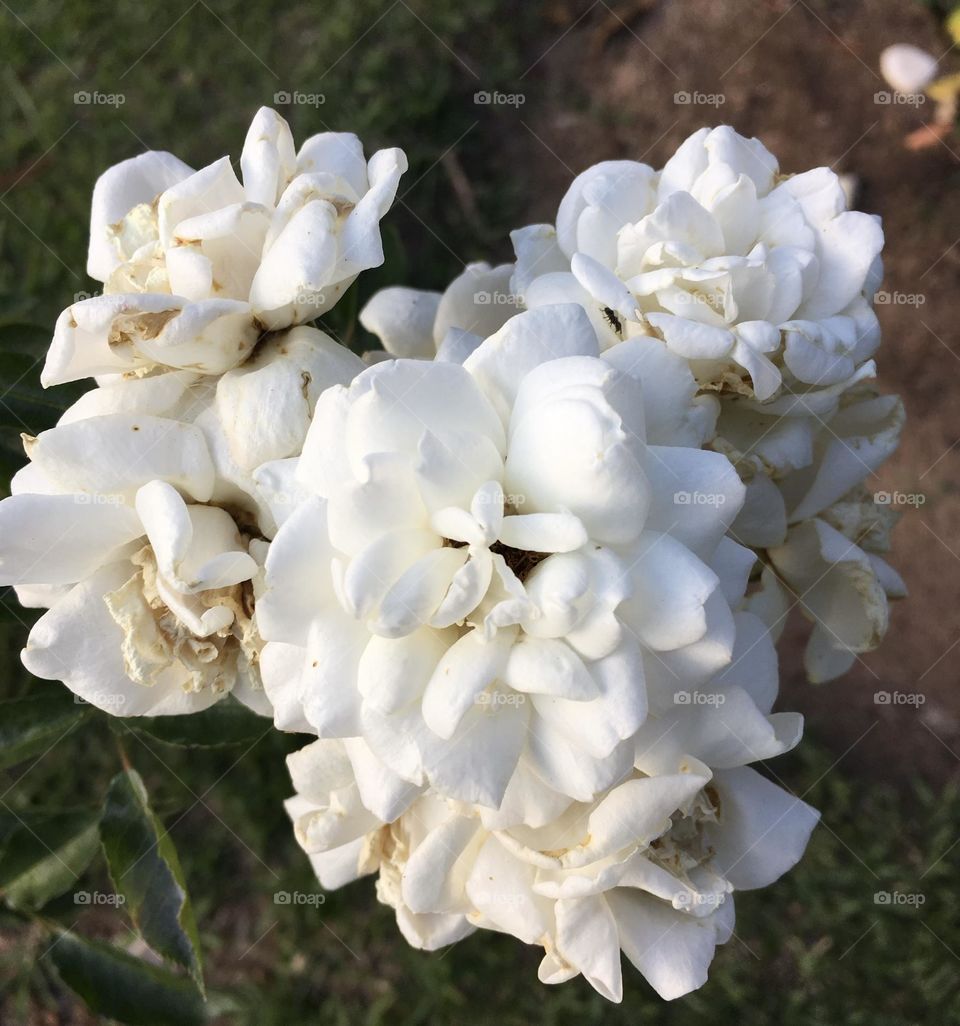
[0,0,958,1022]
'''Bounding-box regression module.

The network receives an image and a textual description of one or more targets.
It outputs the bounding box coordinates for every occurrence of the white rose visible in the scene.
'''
[732,390,906,681]
[510,126,883,404]
[359,261,516,363]
[283,612,817,1003]
[0,419,263,714]
[258,303,749,809]
[44,107,406,387]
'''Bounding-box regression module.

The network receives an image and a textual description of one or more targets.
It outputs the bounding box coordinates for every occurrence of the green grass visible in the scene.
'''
[0,0,531,326]
[1,2,958,1023]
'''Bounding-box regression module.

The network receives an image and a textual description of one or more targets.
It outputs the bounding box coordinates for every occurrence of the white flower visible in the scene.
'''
[44,107,406,387]
[733,391,907,681]
[3,227,366,715]
[399,125,902,683]
[359,261,516,362]
[0,418,265,714]
[510,125,883,404]
[284,611,817,1003]
[258,302,750,809]
[879,44,938,95]
[56,325,364,539]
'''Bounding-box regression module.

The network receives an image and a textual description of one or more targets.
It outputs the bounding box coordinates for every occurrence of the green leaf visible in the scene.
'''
[0,809,100,910]
[46,931,206,1026]
[0,688,92,770]
[125,697,270,749]
[100,768,204,991]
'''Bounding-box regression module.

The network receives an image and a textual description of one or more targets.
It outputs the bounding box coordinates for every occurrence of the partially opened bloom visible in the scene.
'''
[359,261,517,362]
[44,107,406,387]
[0,417,264,714]
[258,302,752,810]
[0,310,372,714]
[511,125,883,404]
[284,607,817,1002]
[733,389,907,680]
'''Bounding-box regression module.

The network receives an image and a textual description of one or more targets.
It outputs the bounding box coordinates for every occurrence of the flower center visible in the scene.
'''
[490,540,549,582]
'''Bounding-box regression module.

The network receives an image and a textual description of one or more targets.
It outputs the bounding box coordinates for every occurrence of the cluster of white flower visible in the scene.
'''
[363,125,906,684]
[0,117,905,1001]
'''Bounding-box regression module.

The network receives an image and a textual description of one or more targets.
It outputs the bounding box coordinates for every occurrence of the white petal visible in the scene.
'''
[421,627,514,738]
[343,737,418,821]
[374,546,468,637]
[555,896,623,1002]
[0,494,141,586]
[642,446,744,558]
[358,628,447,715]
[609,889,722,1000]
[434,262,517,346]
[215,326,363,472]
[260,641,313,732]
[259,497,335,646]
[603,337,710,447]
[28,414,214,502]
[22,562,219,716]
[797,211,883,320]
[402,813,483,914]
[497,512,587,553]
[240,106,296,206]
[505,381,649,546]
[463,304,599,423]
[620,533,719,651]
[466,836,548,943]
[645,313,733,360]
[426,688,529,807]
[706,766,819,889]
[510,224,569,297]
[360,287,441,359]
[504,636,598,700]
[556,160,656,264]
[88,151,193,281]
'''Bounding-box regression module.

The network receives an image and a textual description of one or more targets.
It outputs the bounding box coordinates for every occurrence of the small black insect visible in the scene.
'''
[602,306,623,335]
